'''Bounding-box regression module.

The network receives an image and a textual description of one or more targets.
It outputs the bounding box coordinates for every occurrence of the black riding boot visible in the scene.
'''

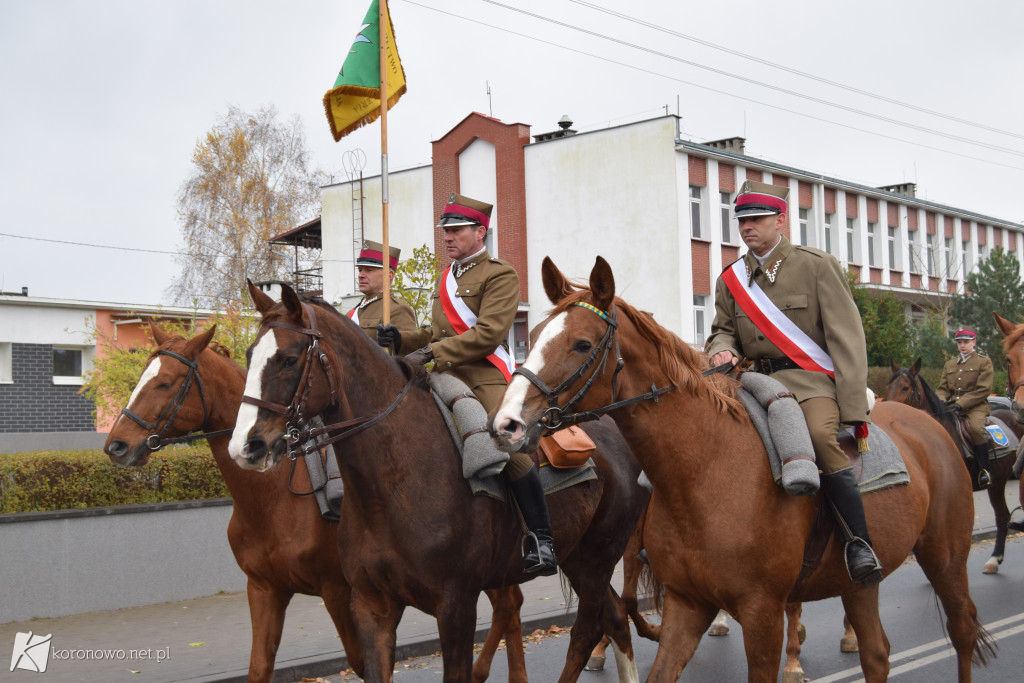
[508,466,558,576]
[821,468,884,586]
[972,442,991,489]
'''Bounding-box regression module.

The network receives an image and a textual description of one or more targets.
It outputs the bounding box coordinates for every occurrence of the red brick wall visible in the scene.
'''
[848,264,861,278]
[798,181,812,209]
[977,224,987,245]
[771,174,789,190]
[907,210,918,231]
[866,198,879,223]
[846,193,859,217]
[689,157,708,186]
[887,202,899,227]
[431,113,531,302]
[910,274,922,289]
[824,188,836,213]
[889,272,902,287]
[719,164,735,192]
[926,211,936,234]
[869,267,882,284]
[721,245,739,265]
[691,240,711,295]
[745,169,763,183]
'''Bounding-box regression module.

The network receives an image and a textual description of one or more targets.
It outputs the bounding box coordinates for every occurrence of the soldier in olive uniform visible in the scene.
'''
[936,328,993,488]
[346,240,417,344]
[377,194,556,576]
[706,180,882,586]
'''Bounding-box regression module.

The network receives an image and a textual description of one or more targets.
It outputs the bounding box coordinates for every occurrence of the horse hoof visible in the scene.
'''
[781,669,806,683]
[840,635,859,653]
[708,623,730,636]
[584,655,605,671]
[983,558,1000,574]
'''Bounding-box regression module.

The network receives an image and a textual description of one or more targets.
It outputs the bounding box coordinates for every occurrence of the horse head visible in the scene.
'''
[994,311,1024,424]
[104,323,218,467]
[228,280,343,472]
[885,357,923,408]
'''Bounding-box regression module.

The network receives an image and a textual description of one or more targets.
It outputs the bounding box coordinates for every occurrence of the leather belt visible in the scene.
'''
[753,357,799,374]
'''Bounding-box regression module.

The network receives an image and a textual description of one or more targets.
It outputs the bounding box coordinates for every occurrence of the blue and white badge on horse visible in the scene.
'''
[986,423,1010,447]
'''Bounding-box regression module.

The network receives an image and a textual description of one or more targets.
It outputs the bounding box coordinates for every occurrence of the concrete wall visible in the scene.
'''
[0,500,245,623]
[0,431,107,454]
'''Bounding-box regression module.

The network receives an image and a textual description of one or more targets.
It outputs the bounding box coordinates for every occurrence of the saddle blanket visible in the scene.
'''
[738,382,910,494]
[470,459,599,502]
[986,415,1018,459]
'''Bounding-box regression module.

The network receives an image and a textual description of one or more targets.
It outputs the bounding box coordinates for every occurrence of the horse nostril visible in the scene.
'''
[106,441,128,458]
[244,438,267,461]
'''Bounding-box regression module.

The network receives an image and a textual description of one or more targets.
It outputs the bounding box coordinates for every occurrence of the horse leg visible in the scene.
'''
[622,522,661,642]
[245,580,293,683]
[781,602,804,683]
[321,580,365,679]
[646,590,717,682]
[473,587,526,683]
[435,590,483,683]
[983,471,1010,574]
[840,587,890,682]
[351,590,404,683]
[840,612,859,653]
[556,579,637,683]
[735,598,788,683]
[708,609,730,636]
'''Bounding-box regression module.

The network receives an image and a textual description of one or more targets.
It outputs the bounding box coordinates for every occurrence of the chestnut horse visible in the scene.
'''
[492,256,995,682]
[886,357,1020,574]
[103,324,543,683]
[993,312,1024,534]
[228,283,650,683]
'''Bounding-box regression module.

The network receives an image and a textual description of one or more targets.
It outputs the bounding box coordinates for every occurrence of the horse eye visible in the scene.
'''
[282,356,298,368]
[573,340,592,353]
[158,382,173,390]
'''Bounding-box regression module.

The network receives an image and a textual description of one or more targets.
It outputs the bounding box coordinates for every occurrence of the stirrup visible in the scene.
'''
[521,531,557,575]
[977,469,991,489]
[845,537,883,586]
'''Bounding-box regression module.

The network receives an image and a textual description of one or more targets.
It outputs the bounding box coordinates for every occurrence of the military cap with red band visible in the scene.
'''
[355,239,401,269]
[437,193,493,229]
[734,180,790,219]
[953,328,977,341]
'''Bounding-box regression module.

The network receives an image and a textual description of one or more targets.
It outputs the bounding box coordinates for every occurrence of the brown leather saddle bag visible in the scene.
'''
[538,425,596,469]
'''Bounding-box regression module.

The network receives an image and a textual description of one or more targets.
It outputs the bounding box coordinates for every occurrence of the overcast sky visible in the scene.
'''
[2,0,1022,305]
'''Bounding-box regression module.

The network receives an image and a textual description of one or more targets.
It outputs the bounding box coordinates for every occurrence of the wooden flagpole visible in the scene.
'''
[379,0,391,327]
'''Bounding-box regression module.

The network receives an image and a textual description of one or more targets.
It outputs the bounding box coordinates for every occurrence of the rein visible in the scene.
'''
[241,301,413,460]
[514,302,674,432]
[120,349,233,451]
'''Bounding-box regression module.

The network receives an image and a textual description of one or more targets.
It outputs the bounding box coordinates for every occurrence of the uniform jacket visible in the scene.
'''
[705,235,871,424]
[401,249,519,409]
[936,351,993,415]
[346,291,417,341]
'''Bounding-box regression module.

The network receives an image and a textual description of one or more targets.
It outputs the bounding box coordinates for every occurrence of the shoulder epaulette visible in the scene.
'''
[794,245,826,259]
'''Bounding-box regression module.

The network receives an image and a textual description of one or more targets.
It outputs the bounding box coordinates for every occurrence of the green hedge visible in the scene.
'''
[0,445,229,514]
[868,366,1008,401]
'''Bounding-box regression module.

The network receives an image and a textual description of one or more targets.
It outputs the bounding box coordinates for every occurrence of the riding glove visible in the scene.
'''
[376,323,402,350]
[405,345,434,366]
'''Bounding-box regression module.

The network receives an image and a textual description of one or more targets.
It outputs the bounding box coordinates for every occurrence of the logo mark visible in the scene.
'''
[10,631,52,673]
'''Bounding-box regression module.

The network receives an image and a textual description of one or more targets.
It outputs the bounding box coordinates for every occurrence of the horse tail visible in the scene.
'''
[638,562,663,615]
[972,617,998,667]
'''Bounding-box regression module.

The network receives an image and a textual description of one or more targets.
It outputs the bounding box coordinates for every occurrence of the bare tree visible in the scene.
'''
[169,105,325,306]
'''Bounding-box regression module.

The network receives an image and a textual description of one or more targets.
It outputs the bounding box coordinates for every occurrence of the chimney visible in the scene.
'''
[702,137,746,155]
[878,182,917,198]
[532,115,578,143]
[21,287,28,296]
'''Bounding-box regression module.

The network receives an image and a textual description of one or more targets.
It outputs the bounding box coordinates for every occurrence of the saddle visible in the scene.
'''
[949,410,1017,462]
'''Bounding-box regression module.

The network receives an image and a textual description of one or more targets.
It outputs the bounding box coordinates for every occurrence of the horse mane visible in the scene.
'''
[890,367,953,421]
[551,286,744,419]
[209,341,232,359]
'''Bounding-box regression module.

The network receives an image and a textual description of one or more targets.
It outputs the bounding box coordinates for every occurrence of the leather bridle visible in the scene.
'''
[120,349,233,451]
[887,369,922,409]
[241,302,413,460]
[513,302,674,433]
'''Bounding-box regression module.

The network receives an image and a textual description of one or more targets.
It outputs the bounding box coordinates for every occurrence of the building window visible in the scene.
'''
[690,186,703,239]
[927,232,937,277]
[962,240,970,276]
[799,208,809,246]
[907,228,919,273]
[887,226,898,270]
[945,237,954,276]
[0,342,11,383]
[846,217,856,262]
[693,295,707,345]
[824,212,834,255]
[868,222,878,267]
[53,347,84,385]
[720,191,732,243]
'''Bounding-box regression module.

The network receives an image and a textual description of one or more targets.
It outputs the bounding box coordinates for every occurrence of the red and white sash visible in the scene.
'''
[347,306,359,325]
[721,259,835,378]
[439,265,516,382]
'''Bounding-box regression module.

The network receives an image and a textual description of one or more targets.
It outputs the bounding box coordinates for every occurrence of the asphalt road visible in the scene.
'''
[298,535,1024,682]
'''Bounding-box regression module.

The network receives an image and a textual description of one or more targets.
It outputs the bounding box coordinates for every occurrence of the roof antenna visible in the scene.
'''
[486,81,492,117]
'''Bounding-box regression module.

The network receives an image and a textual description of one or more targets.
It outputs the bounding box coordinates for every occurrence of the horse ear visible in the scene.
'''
[150,323,172,346]
[248,279,276,314]
[280,283,303,318]
[993,312,1015,337]
[183,325,217,360]
[589,256,616,311]
[542,256,573,305]
[890,360,900,373]
[912,357,922,375]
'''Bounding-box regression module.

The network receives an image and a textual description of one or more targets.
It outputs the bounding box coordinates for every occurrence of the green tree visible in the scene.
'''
[911,312,956,368]
[949,246,1024,368]
[171,105,326,307]
[846,270,913,367]
[392,244,440,326]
